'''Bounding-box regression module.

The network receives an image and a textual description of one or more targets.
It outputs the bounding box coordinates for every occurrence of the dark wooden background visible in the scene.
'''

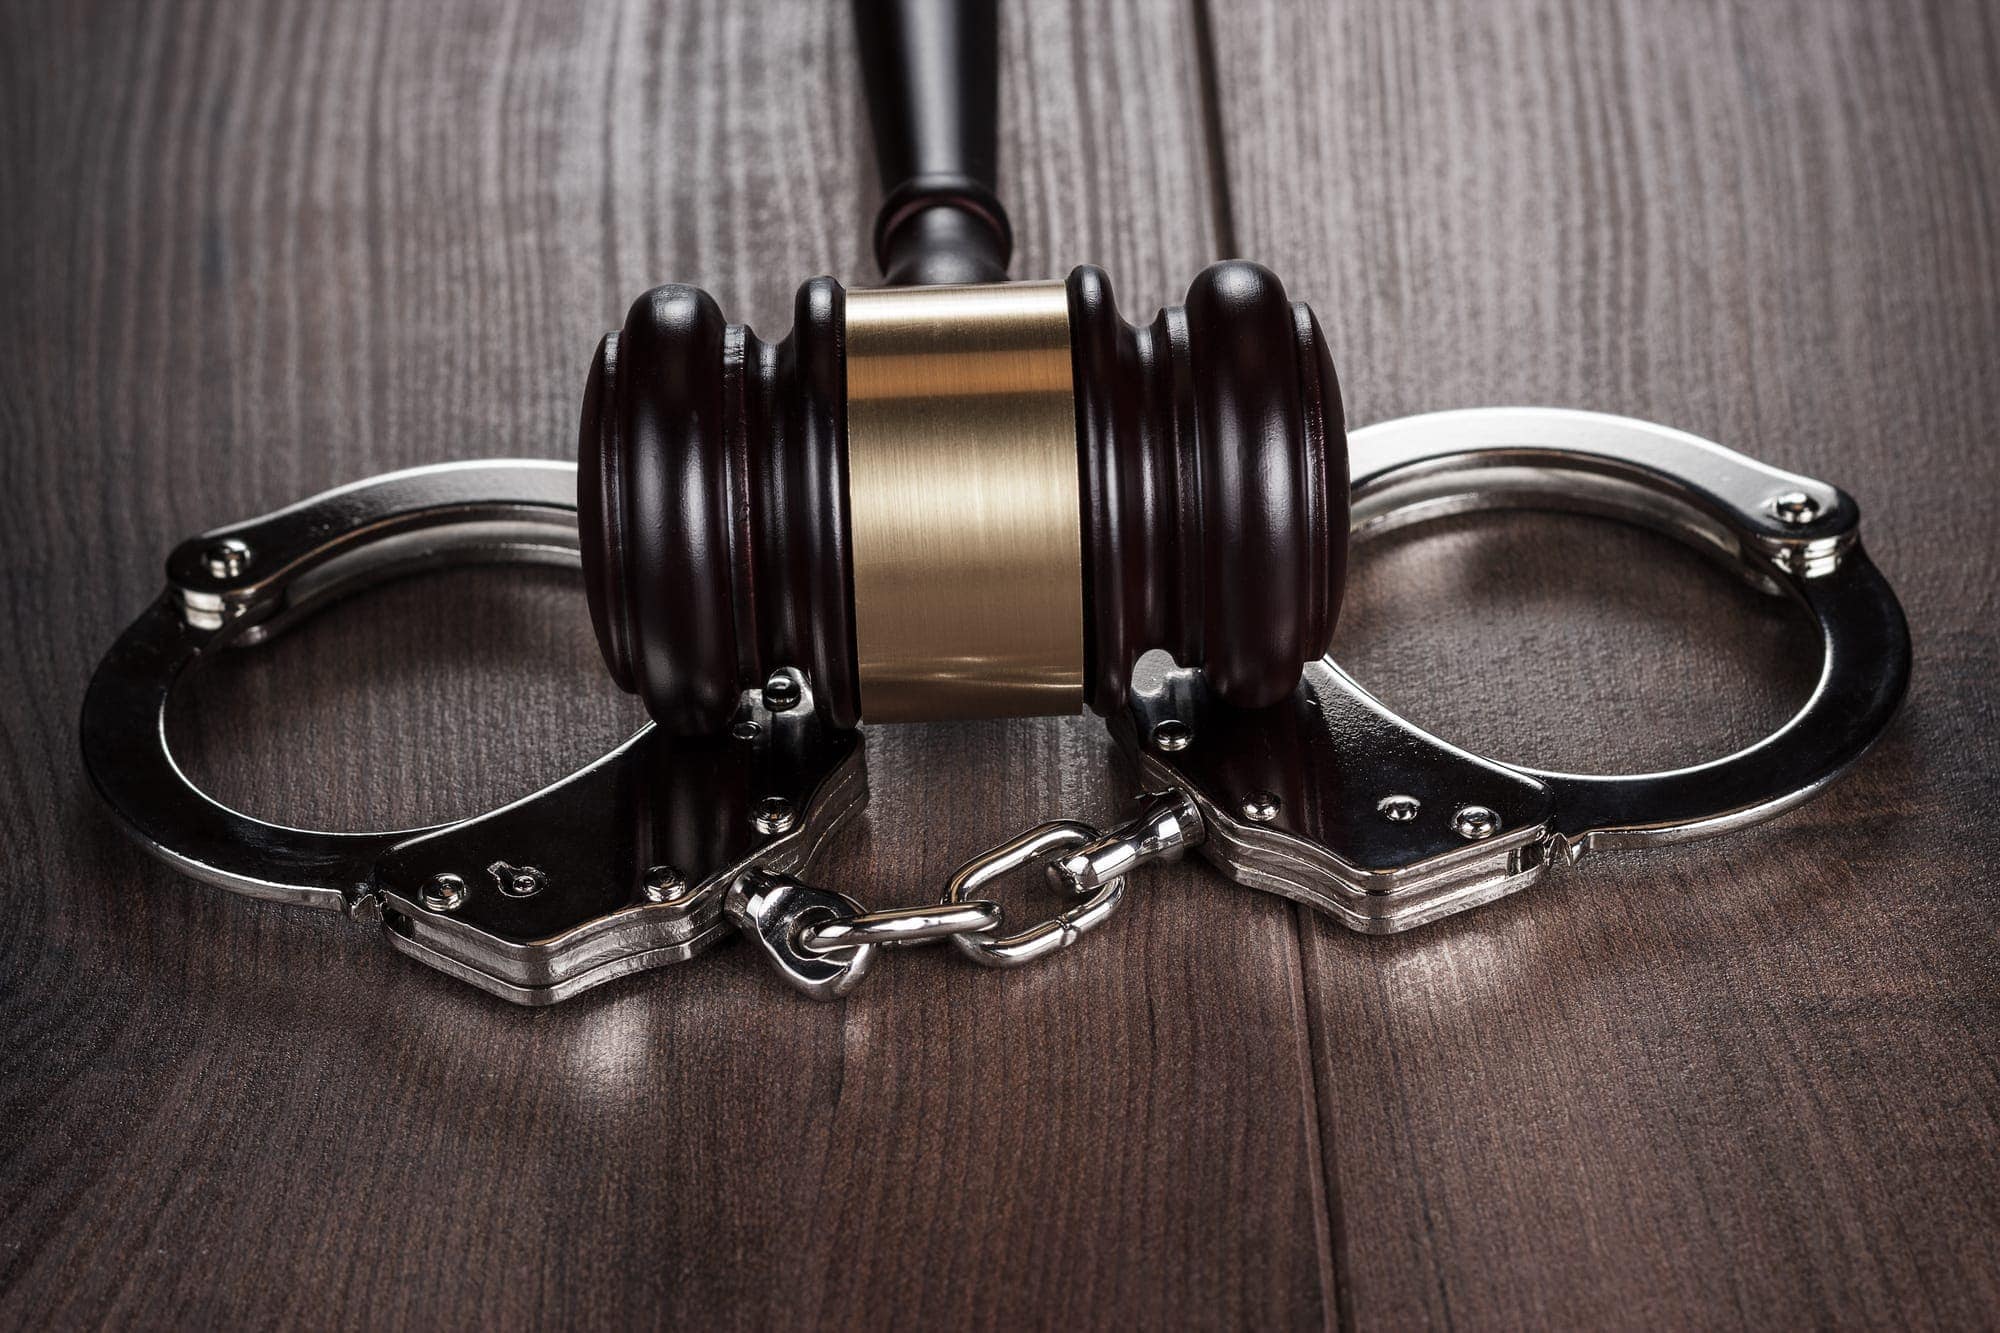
[3,0,1996,1326]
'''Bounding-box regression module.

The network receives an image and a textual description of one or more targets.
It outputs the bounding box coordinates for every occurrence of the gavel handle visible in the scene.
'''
[855,0,1013,286]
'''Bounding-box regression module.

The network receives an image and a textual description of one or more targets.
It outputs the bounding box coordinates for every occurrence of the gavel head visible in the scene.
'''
[578,260,1348,735]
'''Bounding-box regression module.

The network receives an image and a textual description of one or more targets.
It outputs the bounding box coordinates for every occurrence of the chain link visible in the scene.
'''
[798,900,1004,954]
[941,821,1122,968]
[727,791,1203,999]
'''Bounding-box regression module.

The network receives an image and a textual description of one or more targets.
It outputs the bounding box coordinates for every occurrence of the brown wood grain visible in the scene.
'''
[1,0,1995,1328]
[1208,0,2000,1326]
[0,0,1326,1327]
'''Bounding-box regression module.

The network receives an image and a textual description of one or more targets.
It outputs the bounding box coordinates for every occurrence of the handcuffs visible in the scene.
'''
[81,408,1911,1003]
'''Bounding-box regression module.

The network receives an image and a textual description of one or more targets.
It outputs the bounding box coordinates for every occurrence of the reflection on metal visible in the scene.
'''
[1116,408,1911,934]
[80,409,1910,1003]
[844,281,1084,722]
[78,460,865,1006]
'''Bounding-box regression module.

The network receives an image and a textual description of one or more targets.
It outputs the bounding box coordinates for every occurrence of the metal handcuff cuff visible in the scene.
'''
[81,408,1909,1003]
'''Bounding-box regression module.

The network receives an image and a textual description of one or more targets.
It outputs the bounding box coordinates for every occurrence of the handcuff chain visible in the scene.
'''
[730,791,1202,1000]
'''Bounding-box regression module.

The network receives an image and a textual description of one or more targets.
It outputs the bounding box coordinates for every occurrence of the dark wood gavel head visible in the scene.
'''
[578,0,1345,735]
[578,260,1348,735]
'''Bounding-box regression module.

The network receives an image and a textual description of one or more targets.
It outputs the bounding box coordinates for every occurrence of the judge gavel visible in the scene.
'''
[579,0,1348,735]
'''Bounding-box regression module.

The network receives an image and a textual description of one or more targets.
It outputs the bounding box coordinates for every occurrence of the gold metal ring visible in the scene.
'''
[844,280,1083,722]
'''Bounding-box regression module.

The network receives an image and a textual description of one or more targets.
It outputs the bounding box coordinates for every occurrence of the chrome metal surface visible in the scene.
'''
[1345,407,1860,580]
[945,823,1127,968]
[1053,791,1203,892]
[1767,491,1821,526]
[80,459,869,1005]
[726,871,879,1001]
[763,671,802,712]
[1115,407,1911,934]
[1151,720,1192,752]
[1378,795,1421,823]
[752,797,799,836]
[733,796,1195,994]
[423,873,468,913]
[798,900,1004,953]
[640,866,691,906]
[80,460,583,912]
[1241,792,1281,824]
[203,538,252,579]
[1453,807,1501,841]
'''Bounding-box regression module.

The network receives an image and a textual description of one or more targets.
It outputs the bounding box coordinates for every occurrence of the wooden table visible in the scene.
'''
[4,1,1995,1325]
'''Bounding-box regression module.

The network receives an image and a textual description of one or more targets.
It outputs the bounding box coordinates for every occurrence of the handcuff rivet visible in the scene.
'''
[421,872,468,912]
[1377,794,1421,822]
[203,538,253,580]
[753,796,797,836]
[1241,791,1281,823]
[641,865,692,906]
[1151,720,1192,752]
[762,672,802,711]
[1453,805,1501,840]
[1767,491,1821,526]
[732,720,762,741]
